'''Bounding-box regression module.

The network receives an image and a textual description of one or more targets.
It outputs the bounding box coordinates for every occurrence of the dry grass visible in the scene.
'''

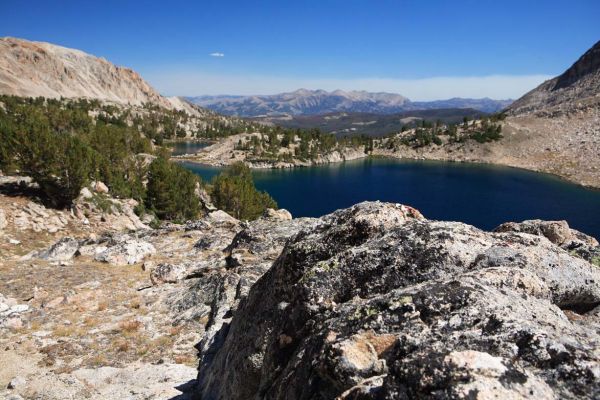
[174,354,197,366]
[112,338,130,352]
[96,300,109,311]
[119,318,142,333]
[153,335,174,348]
[29,320,42,331]
[168,325,184,336]
[129,297,142,309]
[87,354,108,367]
[83,316,99,328]
[52,324,77,337]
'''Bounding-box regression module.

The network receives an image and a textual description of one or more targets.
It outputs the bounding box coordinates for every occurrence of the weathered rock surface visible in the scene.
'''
[494,219,594,246]
[0,293,29,330]
[94,238,156,265]
[494,219,600,266]
[0,209,7,231]
[36,237,80,262]
[165,210,317,359]
[196,201,600,399]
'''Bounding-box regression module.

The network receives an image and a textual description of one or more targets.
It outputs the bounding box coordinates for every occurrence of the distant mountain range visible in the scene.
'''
[187,89,513,116]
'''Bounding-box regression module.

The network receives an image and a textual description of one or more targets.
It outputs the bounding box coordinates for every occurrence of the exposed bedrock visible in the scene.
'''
[196,202,600,400]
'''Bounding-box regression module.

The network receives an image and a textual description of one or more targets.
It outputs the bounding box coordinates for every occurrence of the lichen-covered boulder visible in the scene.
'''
[196,202,600,399]
[37,237,81,261]
[94,239,156,265]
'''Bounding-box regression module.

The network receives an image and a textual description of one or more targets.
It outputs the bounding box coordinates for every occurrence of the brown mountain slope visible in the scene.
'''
[0,37,193,112]
[507,40,600,116]
[374,41,600,188]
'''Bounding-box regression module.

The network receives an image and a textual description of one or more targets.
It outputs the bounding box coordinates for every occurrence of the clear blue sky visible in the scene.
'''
[2,0,599,99]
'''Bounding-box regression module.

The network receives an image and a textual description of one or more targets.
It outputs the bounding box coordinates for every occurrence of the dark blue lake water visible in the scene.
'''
[169,141,210,156]
[181,158,600,239]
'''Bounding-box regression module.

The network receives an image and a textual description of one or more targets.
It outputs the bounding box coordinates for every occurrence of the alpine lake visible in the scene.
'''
[175,149,600,240]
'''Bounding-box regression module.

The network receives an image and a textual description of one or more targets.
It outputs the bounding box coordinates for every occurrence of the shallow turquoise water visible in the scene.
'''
[181,158,600,239]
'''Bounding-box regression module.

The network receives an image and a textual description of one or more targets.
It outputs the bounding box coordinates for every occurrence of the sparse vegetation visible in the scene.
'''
[384,118,503,150]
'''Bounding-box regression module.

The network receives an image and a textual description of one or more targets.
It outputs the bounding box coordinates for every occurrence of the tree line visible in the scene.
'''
[0,96,276,222]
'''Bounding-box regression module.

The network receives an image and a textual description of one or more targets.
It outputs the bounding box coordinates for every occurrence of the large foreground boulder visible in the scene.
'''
[196,202,600,399]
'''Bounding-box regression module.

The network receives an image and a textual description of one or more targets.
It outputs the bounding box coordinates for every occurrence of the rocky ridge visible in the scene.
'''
[196,202,600,399]
[507,40,600,116]
[0,37,191,112]
[1,178,599,399]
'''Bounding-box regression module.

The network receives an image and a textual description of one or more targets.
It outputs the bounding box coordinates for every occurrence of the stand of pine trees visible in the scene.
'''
[0,96,199,218]
[210,162,277,220]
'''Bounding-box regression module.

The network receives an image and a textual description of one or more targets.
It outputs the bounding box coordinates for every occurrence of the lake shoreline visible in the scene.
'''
[174,152,600,191]
[182,156,600,239]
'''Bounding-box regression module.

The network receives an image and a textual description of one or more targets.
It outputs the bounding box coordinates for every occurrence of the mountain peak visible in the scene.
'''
[553,40,600,90]
[0,37,186,111]
[507,40,600,115]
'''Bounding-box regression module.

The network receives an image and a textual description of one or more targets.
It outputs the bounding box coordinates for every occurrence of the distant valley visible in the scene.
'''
[251,108,488,137]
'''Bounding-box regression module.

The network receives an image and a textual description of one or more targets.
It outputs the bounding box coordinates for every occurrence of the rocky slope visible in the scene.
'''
[507,40,600,116]
[1,174,599,399]
[0,37,196,113]
[189,89,511,117]
[0,178,310,399]
[197,202,600,399]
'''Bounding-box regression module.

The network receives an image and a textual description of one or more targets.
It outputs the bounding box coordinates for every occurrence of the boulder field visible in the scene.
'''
[195,202,600,399]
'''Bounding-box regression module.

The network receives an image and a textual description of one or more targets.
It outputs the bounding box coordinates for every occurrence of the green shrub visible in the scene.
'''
[145,157,201,221]
[18,126,94,207]
[210,162,277,220]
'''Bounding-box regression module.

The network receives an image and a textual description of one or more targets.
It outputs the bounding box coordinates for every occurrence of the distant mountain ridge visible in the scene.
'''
[507,40,600,115]
[188,89,512,116]
[0,37,198,114]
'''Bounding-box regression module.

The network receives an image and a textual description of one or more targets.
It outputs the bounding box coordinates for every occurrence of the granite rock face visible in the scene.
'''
[196,202,600,399]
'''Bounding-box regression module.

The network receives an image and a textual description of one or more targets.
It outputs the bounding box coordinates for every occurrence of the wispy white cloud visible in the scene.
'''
[144,69,553,101]
[209,52,225,57]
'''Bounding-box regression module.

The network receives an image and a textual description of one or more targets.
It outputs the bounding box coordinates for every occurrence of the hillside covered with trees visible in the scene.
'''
[0,96,278,221]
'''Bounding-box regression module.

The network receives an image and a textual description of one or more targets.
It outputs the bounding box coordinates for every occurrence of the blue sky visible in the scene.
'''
[2,0,599,100]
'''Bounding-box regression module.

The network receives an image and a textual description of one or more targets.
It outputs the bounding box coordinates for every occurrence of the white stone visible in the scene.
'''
[79,187,93,199]
[0,209,7,230]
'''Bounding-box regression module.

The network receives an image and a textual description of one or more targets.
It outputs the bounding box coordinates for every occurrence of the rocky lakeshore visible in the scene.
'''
[174,110,600,189]
[373,109,600,189]
[1,176,599,399]
[175,132,369,169]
